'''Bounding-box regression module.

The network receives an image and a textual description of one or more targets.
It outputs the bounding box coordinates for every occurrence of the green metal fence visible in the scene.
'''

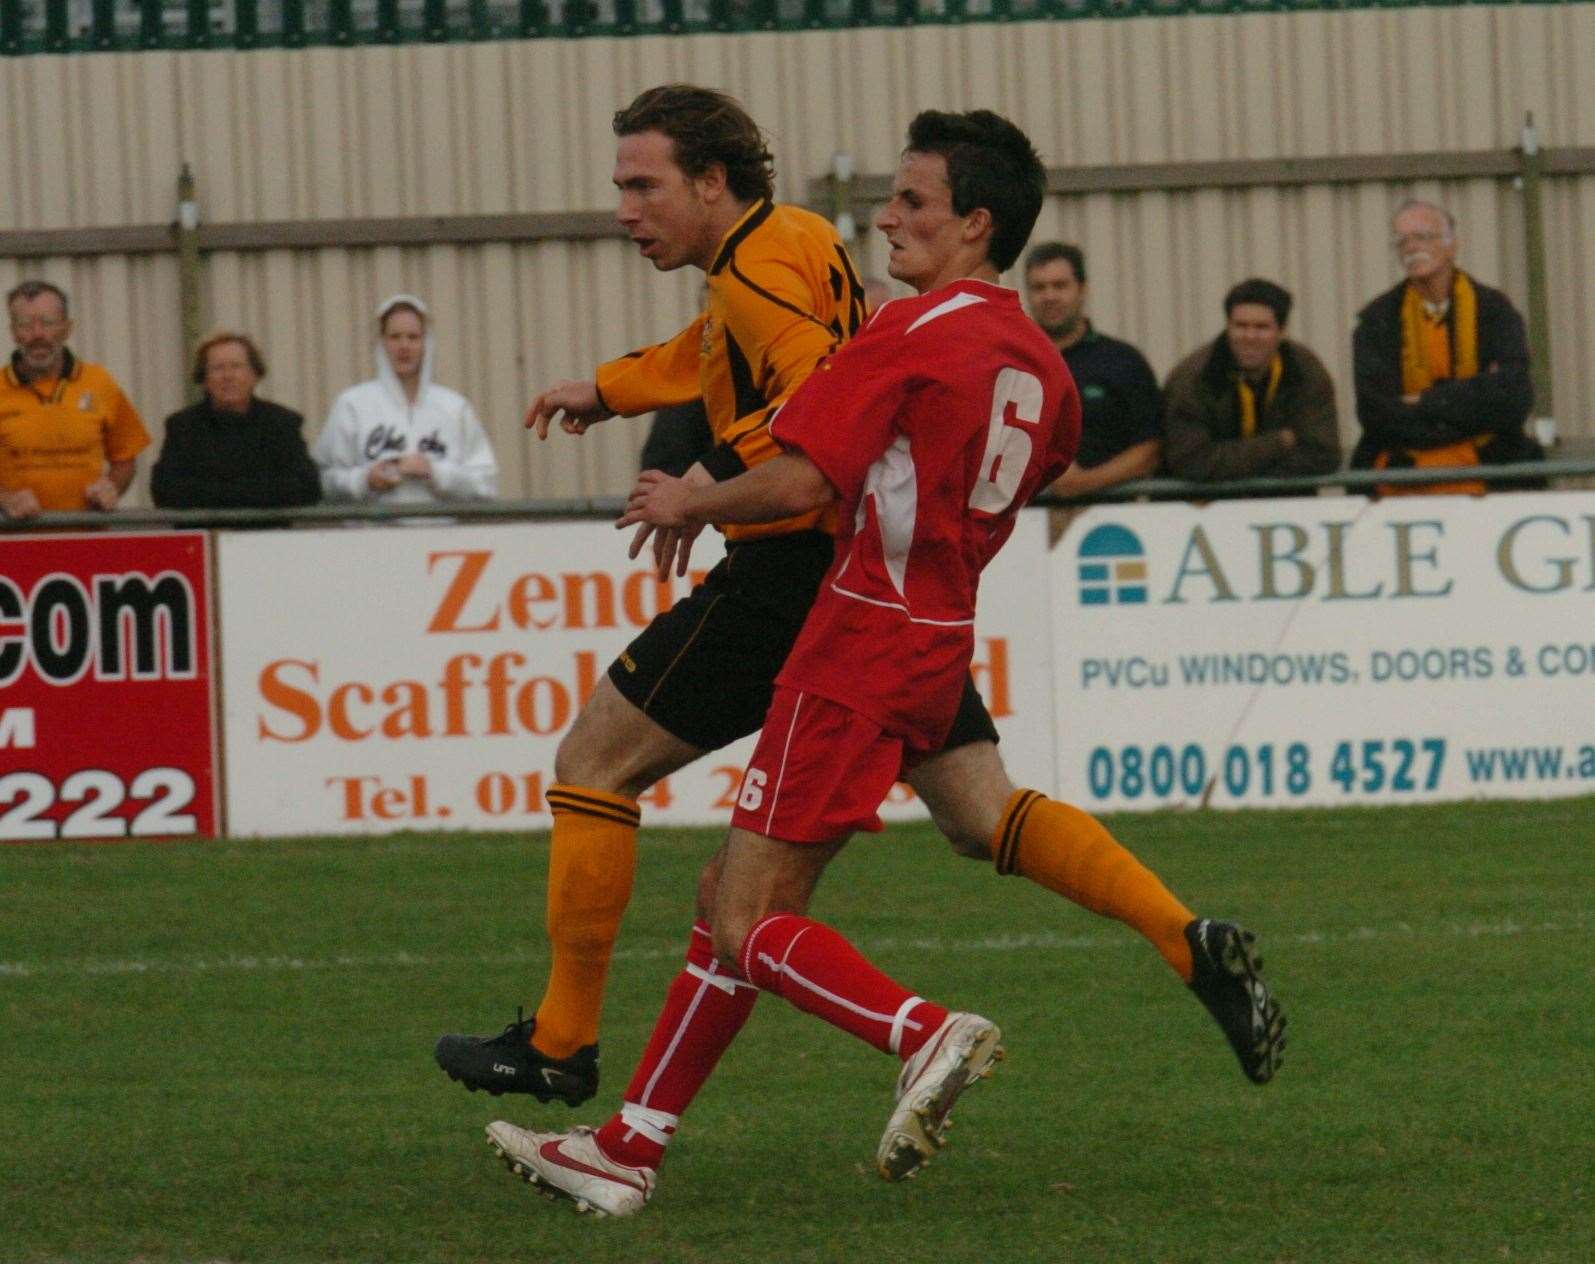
[3,461,1592,534]
[0,0,1584,56]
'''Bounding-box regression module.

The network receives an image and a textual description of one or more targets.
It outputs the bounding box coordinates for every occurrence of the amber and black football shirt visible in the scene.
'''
[596,200,864,541]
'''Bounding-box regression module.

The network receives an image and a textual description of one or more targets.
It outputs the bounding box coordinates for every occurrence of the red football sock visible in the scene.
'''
[739,913,948,1060]
[595,921,758,1171]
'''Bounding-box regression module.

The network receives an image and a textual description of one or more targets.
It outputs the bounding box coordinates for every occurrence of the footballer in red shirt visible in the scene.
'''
[736,274,1078,838]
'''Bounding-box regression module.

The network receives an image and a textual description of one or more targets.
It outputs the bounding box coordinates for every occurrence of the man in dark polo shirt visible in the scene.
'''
[1022,242,1162,498]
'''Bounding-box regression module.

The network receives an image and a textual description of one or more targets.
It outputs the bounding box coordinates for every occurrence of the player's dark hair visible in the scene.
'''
[1224,278,1292,328]
[6,279,69,319]
[904,110,1047,273]
[1024,242,1085,284]
[614,84,775,204]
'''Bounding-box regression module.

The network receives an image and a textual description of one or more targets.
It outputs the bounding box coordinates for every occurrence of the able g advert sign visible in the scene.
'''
[1052,493,1595,810]
[218,519,1056,836]
[0,531,218,841]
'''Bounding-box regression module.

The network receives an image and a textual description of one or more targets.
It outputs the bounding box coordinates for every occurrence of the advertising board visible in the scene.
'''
[219,515,1055,834]
[0,531,218,841]
[1052,493,1595,809]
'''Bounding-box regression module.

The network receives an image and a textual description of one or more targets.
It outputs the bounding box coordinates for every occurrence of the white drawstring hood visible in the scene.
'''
[313,294,498,503]
[372,293,437,409]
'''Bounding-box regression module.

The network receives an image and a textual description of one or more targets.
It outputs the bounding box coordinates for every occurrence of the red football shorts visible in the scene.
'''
[730,687,907,844]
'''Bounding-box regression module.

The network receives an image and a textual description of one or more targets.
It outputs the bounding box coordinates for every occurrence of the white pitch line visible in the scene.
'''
[0,914,1586,982]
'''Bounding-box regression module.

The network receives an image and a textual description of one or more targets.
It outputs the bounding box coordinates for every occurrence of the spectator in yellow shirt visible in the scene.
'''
[1,280,149,519]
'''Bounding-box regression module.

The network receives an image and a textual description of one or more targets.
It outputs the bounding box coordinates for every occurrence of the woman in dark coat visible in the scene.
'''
[151,331,320,509]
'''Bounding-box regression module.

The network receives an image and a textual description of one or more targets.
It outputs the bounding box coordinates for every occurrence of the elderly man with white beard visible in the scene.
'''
[1350,199,1541,494]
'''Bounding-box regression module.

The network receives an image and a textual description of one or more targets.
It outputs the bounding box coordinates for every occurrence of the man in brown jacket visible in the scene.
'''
[1163,278,1341,487]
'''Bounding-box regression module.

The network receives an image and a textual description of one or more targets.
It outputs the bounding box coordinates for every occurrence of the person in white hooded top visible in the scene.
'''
[314,294,498,503]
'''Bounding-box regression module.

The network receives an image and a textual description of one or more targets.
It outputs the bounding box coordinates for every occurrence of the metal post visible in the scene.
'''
[186,0,210,47]
[139,0,163,48]
[282,0,305,48]
[234,0,258,48]
[44,0,68,51]
[831,151,857,244]
[91,0,116,49]
[0,0,22,57]
[176,165,204,406]
[424,0,446,40]
[1518,112,1557,444]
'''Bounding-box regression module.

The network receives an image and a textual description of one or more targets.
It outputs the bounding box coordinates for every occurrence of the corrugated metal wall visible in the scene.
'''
[3,7,1593,503]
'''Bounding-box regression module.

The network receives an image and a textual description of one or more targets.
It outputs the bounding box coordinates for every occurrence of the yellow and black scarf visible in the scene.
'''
[1399,270,1478,391]
[1378,270,1487,495]
[1235,354,1283,439]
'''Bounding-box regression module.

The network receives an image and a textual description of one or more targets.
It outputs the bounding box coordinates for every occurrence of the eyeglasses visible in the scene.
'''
[1392,231,1448,251]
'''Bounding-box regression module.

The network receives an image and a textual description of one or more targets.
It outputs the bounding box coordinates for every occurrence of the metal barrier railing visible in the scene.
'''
[1041,457,1585,504]
[3,458,1589,533]
[2,0,1585,57]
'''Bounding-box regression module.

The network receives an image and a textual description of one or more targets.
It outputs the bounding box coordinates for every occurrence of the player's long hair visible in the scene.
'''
[905,110,1046,273]
[614,85,776,204]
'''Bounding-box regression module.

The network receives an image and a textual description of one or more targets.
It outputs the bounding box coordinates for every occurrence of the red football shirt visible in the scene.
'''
[770,278,1081,749]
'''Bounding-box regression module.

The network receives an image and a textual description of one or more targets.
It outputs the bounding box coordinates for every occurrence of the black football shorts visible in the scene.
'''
[608,530,832,751]
[608,528,1001,755]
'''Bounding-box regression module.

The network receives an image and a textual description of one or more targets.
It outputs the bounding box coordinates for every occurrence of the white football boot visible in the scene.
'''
[876,1011,1003,1181]
[485,1122,655,1218]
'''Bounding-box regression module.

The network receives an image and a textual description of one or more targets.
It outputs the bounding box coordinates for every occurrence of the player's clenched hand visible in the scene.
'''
[619,472,679,575]
[617,482,698,580]
[618,470,694,529]
[524,380,614,439]
[620,462,714,577]
[647,459,715,577]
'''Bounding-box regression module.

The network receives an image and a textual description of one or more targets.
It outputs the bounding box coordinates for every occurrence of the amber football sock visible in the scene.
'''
[532,783,642,1058]
[993,789,1195,981]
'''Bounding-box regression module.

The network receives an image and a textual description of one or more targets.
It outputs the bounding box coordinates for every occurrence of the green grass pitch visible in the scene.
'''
[1,799,1590,1263]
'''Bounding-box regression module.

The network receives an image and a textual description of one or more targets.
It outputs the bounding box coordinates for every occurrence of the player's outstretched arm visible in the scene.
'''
[524,379,616,439]
[618,452,835,532]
